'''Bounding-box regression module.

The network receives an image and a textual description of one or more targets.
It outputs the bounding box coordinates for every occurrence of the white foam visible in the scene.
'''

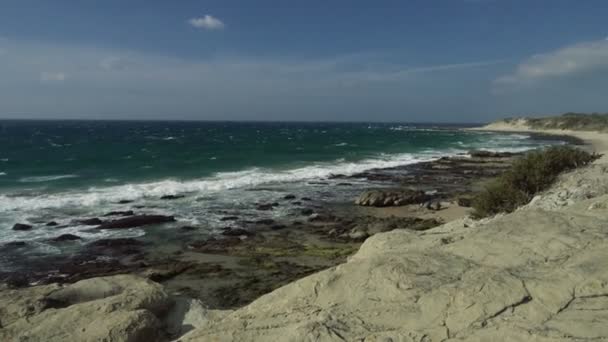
[0,172,6,176]
[18,175,79,183]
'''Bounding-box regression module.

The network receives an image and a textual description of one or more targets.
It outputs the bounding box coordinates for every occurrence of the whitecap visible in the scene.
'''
[334,142,348,147]
[18,175,79,183]
[0,172,6,176]
[0,158,8,162]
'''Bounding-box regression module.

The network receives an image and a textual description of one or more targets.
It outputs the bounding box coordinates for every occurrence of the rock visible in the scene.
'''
[78,218,103,226]
[301,197,312,201]
[220,216,239,221]
[221,228,253,237]
[51,234,82,242]
[0,275,170,341]
[283,194,296,200]
[270,224,287,231]
[457,196,473,207]
[255,219,275,225]
[103,210,134,217]
[348,227,369,241]
[160,194,185,200]
[355,189,430,207]
[301,208,314,216]
[98,215,175,229]
[12,223,32,231]
[336,182,353,186]
[46,221,59,227]
[425,200,442,211]
[256,203,274,211]
[180,226,198,231]
[118,200,134,204]
[469,150,514,158]
[292,201,302,206]
[4,241,27,248]
[87,238,144,248]
[188,237,242,253]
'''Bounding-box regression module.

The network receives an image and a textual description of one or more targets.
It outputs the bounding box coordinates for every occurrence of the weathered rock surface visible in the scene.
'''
[0,275,171,341]
[12,223,32,231]
[180,160,608,341]
[355,189,430,207]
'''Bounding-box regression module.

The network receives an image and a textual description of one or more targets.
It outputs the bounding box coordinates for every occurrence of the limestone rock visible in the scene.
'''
[355,189,429,207]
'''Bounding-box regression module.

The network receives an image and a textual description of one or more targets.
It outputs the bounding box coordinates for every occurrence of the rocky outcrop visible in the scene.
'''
[98,215,175,229]
[12,223,32,231]
[179,159,608,341]
[0,275,171,341]
[355,189,430,207]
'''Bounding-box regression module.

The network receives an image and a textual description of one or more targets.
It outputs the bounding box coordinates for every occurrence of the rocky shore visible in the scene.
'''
[3,126,603,341]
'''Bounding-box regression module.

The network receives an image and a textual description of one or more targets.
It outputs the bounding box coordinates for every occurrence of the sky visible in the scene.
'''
[0,0,607,122]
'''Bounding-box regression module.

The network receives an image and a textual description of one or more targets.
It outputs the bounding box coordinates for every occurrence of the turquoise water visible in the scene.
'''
[0,120,561,246]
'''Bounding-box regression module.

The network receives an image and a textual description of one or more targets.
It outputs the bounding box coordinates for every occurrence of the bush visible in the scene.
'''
[472,146,599,218]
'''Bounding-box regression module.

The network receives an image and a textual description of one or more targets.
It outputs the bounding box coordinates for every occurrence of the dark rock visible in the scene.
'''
[220,216,239,221]
[292,201,302,206]
[221,228,253,236]
[4,241,27,248]
[3,274,29,288]
[301,197,312,201]
[355,189,430,207]
[469,150,514,158]
[255,219,275,225]
[51,234,82,242]
[180,226,198,231]
[118,200,134,204]
[283,194,296,200]
[336,182,353,186]
[102,210,134,217]
[270,224,287,230]
[12,223,32,231]
[87,238,144,248]
[256,203,274,211]
[301,208,314,216]
[45,221,59,227]
[188,237,242,253]
[425,200,442,211]
[160,195,185,200]
[98,215,175,229]
[78,218,103,226]
[457,197,473,207]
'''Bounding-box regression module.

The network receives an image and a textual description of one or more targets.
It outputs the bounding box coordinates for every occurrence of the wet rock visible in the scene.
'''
[180,226,198,231]
[292,201,302,206]
[4,241,27,248]
[425,200,442,211]
[102,210,134,217]
[301,197,312,201]
[348,227,369,242]
[256,203,275,211]
[51,234,82,242]
[12,223,32,231]
[469,150,514,158]
[270,224,287,231]
[220,216,239,221]
[188,237,242,254]
[355,189,430,207]
[336,182,353,186]
[255,219,275,225]
[78,218,103,226]
[283,194,296,200]
[87,238,144,248]
[301,208,314,216]
[160,194,185,200]
[45,221,59,227]
[98,215,175,229]
[221,228,254,237]
[118,199,134,204]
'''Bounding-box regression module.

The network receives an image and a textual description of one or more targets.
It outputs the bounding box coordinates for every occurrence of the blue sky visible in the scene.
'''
[0,0,607,122]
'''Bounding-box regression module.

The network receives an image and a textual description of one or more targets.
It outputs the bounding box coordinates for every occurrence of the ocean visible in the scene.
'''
[0,120,563,257]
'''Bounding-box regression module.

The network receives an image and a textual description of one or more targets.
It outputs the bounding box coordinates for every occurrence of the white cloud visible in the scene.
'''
[188,15,225,30]
[40,71,67,82]
[100,56,130,71]
[495,39,608,86]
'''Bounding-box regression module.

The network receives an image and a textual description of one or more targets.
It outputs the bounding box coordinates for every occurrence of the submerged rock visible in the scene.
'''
[12,223,32,231]
[98,215,175,229]
[78,218,103,226]
[51,234,82,242]
[45,221,59,227]
[221,228,254,237]
[102,210,134,217]
[160,194,186,200]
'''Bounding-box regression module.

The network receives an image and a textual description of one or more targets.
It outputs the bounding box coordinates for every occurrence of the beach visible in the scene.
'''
[3,120,608,341]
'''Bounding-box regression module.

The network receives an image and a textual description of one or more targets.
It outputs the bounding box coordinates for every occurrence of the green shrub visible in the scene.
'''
[472,146,600,218]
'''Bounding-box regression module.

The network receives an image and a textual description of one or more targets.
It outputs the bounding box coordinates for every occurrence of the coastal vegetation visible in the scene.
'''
[472,145,599,218]
[506,112,608,131]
